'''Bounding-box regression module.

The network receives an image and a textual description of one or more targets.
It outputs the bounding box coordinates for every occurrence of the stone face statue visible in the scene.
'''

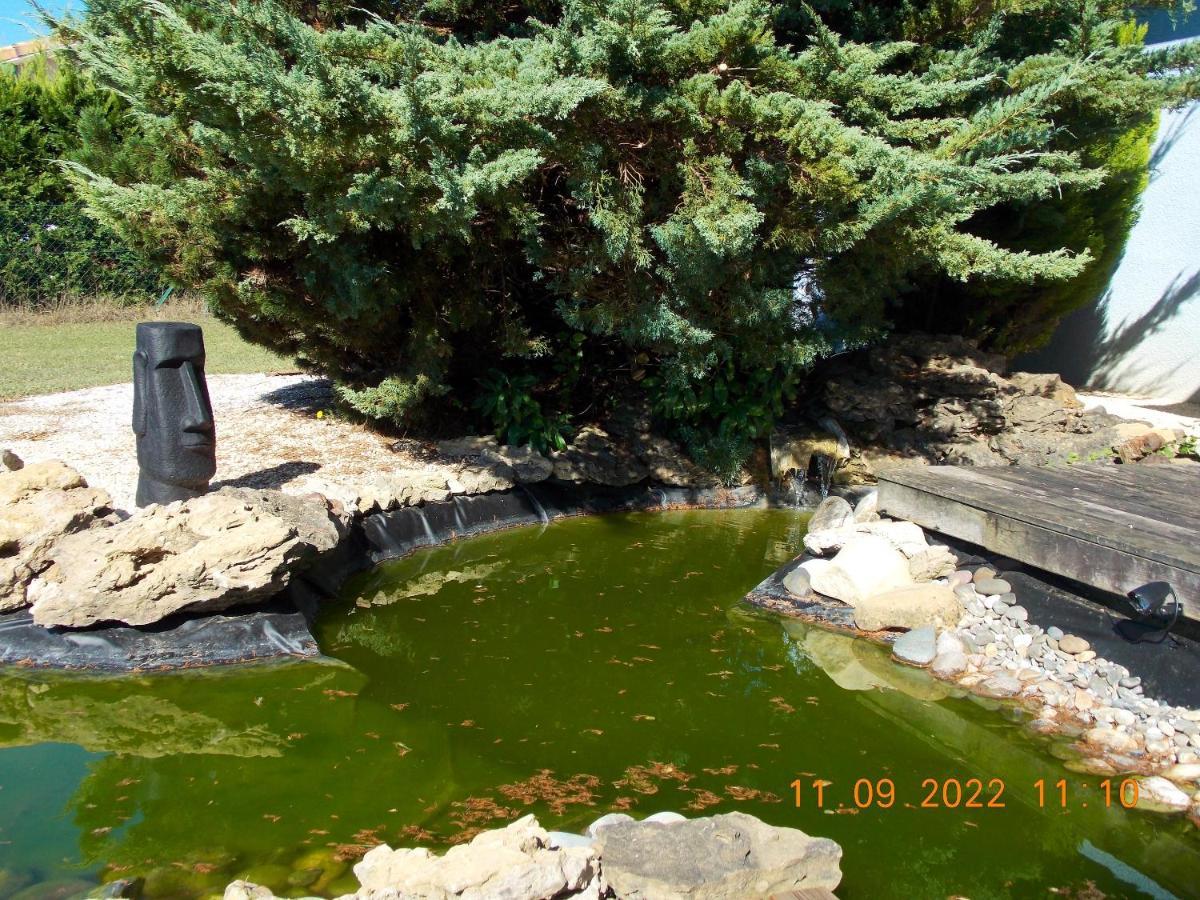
[133,322,216,507]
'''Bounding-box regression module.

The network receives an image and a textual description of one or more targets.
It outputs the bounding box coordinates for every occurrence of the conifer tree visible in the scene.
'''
[62,0,1199,468]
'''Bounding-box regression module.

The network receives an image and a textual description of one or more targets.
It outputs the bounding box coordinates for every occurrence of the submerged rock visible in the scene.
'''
[595,811,842,899]
[0,461,114,613]
[892,625,937,667]
[27,488,341,628]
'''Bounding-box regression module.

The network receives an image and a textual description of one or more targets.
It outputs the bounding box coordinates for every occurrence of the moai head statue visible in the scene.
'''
[132,322,216,507]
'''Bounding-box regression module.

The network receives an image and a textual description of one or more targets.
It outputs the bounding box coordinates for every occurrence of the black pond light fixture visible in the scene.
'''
[1117,581,1183,644]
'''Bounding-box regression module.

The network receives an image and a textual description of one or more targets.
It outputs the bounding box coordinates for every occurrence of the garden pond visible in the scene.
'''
[1,509,1198,899]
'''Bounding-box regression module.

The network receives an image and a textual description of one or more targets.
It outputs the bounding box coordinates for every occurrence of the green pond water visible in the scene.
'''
[1,509,1198,900]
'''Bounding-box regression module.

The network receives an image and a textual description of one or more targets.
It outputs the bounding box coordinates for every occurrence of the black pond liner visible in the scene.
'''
[746,533,1200,709]
[0,481,763,673]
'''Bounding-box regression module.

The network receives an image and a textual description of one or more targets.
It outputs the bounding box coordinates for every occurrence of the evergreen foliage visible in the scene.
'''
[61,0,1199,458]
[0,57,157,306]
[807,2,1190,351]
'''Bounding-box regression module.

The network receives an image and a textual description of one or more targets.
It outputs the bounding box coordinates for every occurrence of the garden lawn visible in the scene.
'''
[0,316,288,400]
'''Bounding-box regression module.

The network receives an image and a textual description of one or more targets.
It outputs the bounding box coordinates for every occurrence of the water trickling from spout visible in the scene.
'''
[520,485,551,525]
[451,497,468,533]
[812,452,835,500]
[414,508,437,545]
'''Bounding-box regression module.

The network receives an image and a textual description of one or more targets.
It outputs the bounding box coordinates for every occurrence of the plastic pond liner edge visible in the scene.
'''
[0,480,776,673]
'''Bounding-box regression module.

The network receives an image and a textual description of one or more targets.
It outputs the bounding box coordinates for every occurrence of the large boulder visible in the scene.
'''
[633,435,718,488]
[807,536,913,605]
[803,519,927,558]
[448,462,516,495]
[595,811,842,899]
[807,496,854,533]
[1008,371,1082,409]
[0,461,114,613]
[551,426,649,487]
[853,584,962,632]
[355,472,452,514]
[27,488,341,628]
[352,814,599,899]
[438,436,554,484]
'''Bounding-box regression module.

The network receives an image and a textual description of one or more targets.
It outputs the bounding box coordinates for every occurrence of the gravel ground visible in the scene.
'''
[4,375,1194,515]
[0,374,454,512]
[1079,392,1200,436]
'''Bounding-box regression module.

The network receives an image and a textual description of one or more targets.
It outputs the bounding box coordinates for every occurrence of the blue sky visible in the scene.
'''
[0,0,77,45]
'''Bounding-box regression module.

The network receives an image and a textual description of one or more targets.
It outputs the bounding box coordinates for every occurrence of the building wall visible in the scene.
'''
[1018,12,1200,404]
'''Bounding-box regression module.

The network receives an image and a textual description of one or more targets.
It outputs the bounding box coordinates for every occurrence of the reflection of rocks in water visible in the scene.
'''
[782,619,1200,893]
[6,878,95,900]
[785,620,951,701]
[356,563,501,608]
[0,676,285,758]
[0,867,34,899]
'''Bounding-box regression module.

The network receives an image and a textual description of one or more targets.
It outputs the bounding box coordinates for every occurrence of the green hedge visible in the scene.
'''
[0,57,158,307]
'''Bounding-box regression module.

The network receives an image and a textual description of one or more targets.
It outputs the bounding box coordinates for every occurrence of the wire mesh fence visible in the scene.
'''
[0,199,161,309]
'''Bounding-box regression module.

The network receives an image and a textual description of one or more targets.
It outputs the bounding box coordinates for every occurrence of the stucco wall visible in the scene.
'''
[1018,14,1200,404]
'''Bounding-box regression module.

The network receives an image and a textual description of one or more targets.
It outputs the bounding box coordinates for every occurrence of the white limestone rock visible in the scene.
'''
[1132,776,1192,813]
[808,536,913,606]
[807,496,855,533]
[0,461,114,613]
[852,584,961,632]
[351,814,600,900]
[28,488,341,628]
[595,811,842,899]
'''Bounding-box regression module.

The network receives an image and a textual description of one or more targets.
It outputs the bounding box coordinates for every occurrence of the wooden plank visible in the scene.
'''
[877,469,1200,617]
[879,467,1200,570]
[1057,463,1200,516]
[972,465,1198,529]
[964,466,1195,540]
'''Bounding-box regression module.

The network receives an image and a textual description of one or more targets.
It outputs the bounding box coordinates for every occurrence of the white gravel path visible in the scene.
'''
[0,374,454,512]
[1079,392,1200,436]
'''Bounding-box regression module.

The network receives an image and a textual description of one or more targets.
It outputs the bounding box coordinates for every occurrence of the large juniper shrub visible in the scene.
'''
[63,0,1198,462]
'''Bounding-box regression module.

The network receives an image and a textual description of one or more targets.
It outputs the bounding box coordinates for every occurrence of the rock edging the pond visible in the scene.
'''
[0,456,762,671]
[223,811,843,900]
[772,332,1198,485]
[748,494,1200,828]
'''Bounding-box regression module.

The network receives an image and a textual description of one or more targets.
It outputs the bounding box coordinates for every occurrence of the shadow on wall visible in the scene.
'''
[1020,268,1200,396]
[1150,104,1198,174]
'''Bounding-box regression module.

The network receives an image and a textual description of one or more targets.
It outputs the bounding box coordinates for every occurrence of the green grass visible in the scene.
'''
[0,316,289,400]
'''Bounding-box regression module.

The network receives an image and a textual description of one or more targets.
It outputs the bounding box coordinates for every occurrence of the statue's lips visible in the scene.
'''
[180,435,216,449]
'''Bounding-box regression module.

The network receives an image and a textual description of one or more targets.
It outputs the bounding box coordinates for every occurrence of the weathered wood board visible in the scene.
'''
[877,464,1200,620]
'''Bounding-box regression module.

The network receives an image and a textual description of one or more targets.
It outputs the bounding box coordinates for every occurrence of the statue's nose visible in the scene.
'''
[181,361,215,434]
